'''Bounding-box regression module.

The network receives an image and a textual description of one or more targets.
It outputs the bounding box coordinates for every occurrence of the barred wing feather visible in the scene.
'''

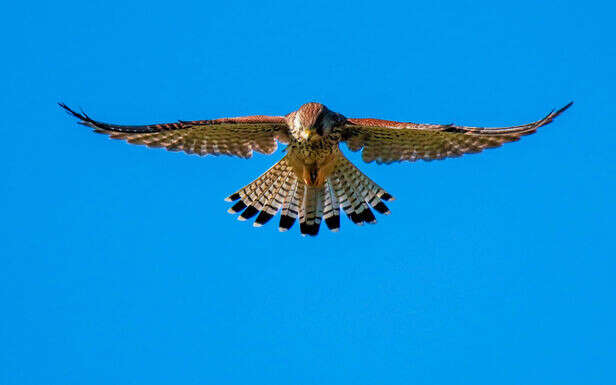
[343,102,572,164]
[59,103,289,158]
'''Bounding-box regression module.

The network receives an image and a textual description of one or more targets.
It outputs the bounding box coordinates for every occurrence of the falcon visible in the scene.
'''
[60,101,572,236]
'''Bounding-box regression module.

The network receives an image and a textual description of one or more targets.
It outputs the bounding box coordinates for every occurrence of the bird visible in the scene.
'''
[60,101,572,236]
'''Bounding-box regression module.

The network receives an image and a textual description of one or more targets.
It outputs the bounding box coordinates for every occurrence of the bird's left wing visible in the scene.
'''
[60,103,290,158]
[342,102,572,164]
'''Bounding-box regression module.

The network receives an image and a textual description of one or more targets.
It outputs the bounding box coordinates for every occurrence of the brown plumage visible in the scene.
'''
[60,101,572,236]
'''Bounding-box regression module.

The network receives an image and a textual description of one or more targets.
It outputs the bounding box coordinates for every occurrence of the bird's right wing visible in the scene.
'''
[60,103,290,158]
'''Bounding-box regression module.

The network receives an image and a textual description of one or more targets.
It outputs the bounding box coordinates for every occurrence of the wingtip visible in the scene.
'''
[58,102,80,118]
[559,101,574,114]
[550,101,574,119]
[58,103,97,128]
[536,101,573,127]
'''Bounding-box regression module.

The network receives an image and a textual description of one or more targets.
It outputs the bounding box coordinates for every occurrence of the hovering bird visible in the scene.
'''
[60,101,572,236]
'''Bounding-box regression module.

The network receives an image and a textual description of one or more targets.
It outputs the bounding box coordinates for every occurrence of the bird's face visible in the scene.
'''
[292,102,346,141]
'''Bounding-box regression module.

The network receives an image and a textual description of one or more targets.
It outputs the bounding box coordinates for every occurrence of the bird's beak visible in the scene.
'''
[300,128,312,141]
[303,126,325,141]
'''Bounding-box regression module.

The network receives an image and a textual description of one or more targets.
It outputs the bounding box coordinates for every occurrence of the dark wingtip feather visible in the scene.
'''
[59,103,86,120]
[58,102,110,131]
[540,101,573,126]
[58,102,97,126]
[555,101,574,116]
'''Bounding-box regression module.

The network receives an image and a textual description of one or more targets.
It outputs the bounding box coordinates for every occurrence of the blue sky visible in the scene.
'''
[1,0,615,384]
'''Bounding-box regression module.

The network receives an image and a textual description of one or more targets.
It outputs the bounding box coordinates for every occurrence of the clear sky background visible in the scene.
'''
[1,1,614,384]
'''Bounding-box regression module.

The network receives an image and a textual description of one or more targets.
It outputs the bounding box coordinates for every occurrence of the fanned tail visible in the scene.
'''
[225,152,394,235]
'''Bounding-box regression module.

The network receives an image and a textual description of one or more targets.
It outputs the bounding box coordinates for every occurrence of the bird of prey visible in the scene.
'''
[60,101,572,236]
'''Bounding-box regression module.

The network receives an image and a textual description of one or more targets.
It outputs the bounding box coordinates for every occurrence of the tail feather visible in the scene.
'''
[226,161,282,209]
[226,152,393,235]
[335,166,367,225]
[225,172,266,207]
[347,167,376,225]
[299,186,323,236]
[299,186,312,236]
[330,171,355,222]
[278,177,299,222]
[315,189,323,229]
[322,180,340,231]
[279,178,302,231]
[226,158,289,221]
[345,157,393,215]
[298,186,308,233]
[238,167,286,221]
[254,168,294,227]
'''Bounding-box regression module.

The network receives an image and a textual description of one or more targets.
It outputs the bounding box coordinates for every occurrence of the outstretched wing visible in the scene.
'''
[342,102,572,164]
[60,103,290,158]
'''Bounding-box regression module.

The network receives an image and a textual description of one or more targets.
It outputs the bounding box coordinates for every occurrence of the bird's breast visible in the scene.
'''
[287,141,340,187]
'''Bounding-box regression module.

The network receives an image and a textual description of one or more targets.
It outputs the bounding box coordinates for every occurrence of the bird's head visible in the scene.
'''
[290,102,346,141]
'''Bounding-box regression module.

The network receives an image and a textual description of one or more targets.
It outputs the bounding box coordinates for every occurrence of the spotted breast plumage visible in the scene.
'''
[60,101,572,236]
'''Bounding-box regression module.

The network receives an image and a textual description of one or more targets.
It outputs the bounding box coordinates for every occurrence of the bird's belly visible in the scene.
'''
[287,144,340,187]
